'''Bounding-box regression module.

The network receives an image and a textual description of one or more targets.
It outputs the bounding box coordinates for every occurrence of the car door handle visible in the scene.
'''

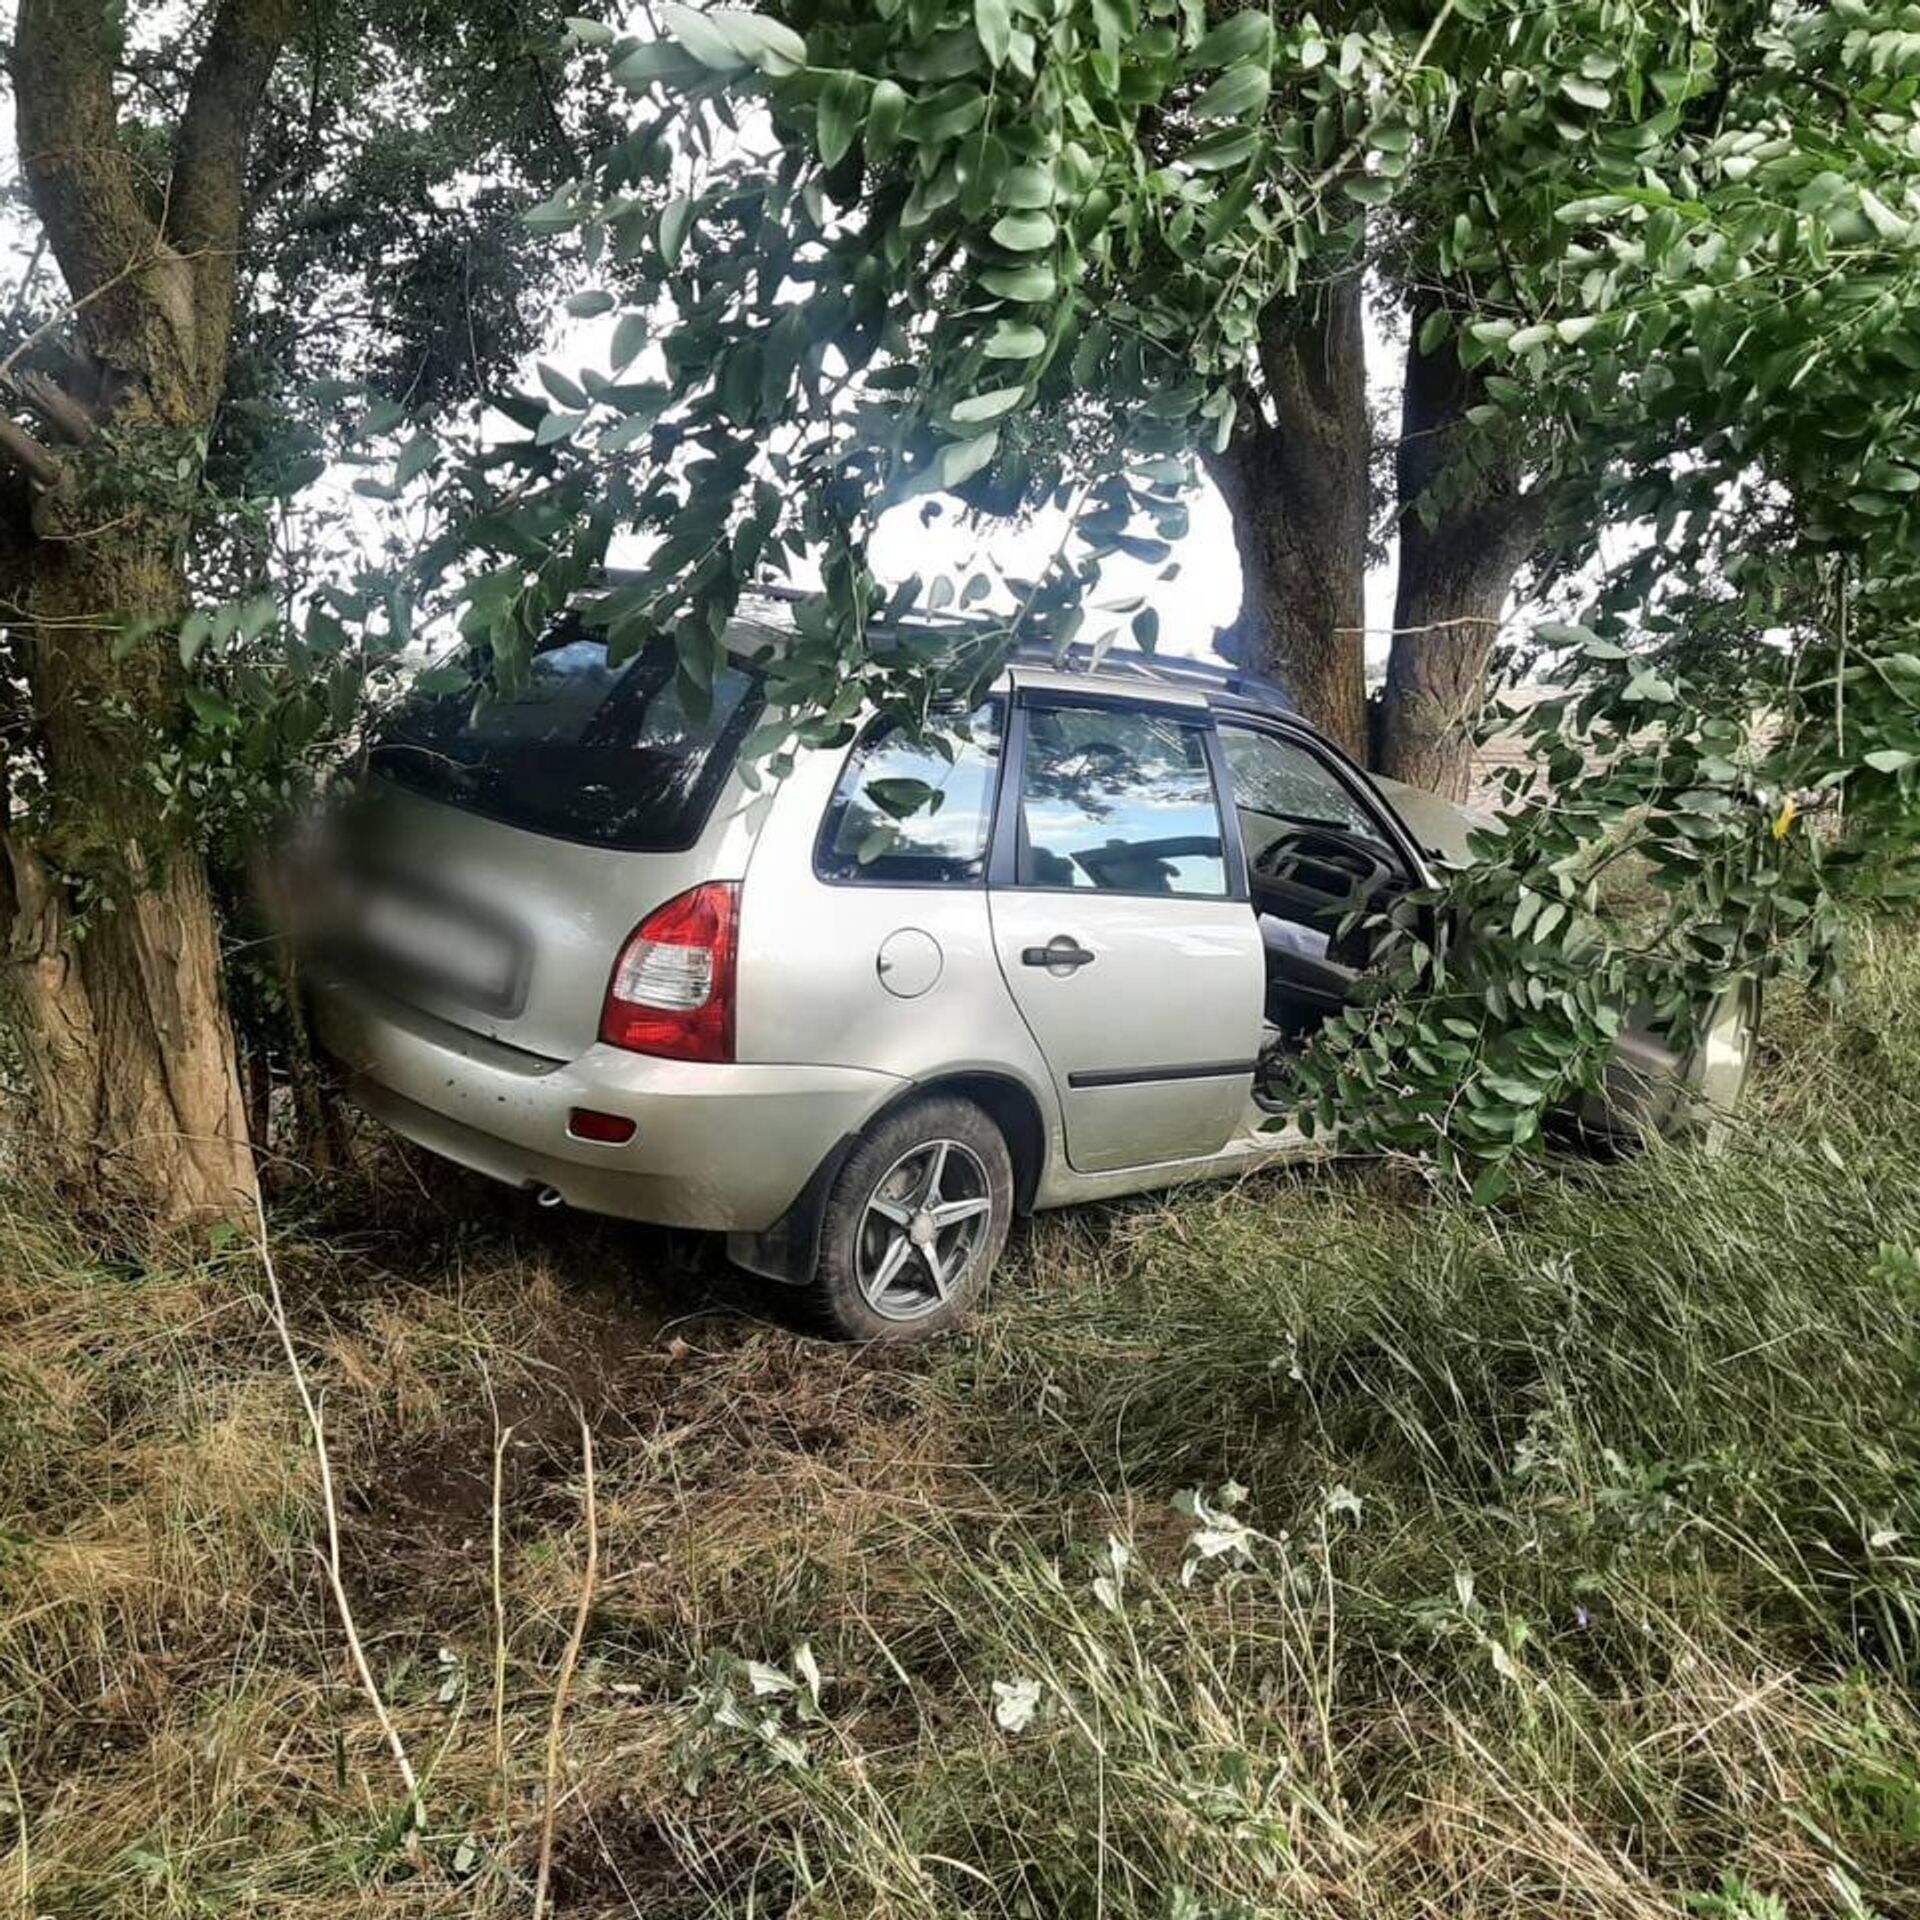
[1022,938,1096,971]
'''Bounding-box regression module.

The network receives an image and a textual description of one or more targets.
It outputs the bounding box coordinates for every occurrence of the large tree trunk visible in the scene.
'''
[2,533,255,1222]
[0,0,294,1229]
[1206,276,1371,760]
[1377,296,1544,801]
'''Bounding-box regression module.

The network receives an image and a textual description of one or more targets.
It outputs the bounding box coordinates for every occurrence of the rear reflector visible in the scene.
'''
[599,881,739,1062]
[568,1107,636,1144]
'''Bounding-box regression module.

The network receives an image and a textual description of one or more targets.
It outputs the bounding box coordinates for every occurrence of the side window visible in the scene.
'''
[1016,702,1229,897]
[1220,725,1385,841]
[815,702,1001,884]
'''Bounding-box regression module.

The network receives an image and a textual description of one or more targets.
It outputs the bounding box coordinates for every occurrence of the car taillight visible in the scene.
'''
[598,881,739,1062]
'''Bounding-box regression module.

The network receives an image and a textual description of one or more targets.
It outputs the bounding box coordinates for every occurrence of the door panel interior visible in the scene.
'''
[1220,724,1416,1043]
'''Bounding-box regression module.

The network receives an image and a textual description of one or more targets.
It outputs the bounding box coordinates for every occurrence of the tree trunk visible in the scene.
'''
[1206,276,1371,760]
[0,0,296,1230]
[1,530,256,1225]
[1377,295,1545,801]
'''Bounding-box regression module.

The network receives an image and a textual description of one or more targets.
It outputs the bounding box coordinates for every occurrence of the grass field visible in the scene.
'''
[4,921,1920,1918]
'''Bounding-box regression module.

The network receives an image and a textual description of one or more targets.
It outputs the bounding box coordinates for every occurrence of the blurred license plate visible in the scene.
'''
[358,887,518,1005]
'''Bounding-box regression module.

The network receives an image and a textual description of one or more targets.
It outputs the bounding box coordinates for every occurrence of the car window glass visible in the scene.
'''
[816,703,1001,884]
[1016,704,1227,896]
[1221,725,1381,838]
[373,626,760,851]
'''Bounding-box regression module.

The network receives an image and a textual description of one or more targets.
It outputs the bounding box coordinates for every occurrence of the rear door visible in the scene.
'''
[986,691,1266,1174]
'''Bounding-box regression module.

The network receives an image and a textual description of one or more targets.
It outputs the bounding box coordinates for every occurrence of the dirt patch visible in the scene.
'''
[539,1809,727,1917]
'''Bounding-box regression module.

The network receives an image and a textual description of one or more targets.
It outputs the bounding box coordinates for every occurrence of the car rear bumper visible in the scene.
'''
[311,974,905,1230]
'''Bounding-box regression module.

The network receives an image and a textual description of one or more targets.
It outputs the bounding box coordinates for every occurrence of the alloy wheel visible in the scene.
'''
[855,1137,994,1322]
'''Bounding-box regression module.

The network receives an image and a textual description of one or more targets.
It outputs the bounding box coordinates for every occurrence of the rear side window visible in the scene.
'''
[372,630,760,850]
[816,702,1002,884]
[1016,702,1228,897]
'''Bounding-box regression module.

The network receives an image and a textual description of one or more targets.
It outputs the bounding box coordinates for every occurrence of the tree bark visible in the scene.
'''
[1206,276,1370,761]
[1,0,296,1230]
[1378,295,1545,801]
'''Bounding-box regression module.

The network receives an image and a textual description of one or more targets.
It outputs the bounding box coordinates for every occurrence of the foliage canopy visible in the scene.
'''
[385,0,1920,1183]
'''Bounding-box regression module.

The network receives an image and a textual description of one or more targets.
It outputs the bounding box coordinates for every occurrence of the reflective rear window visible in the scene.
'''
[371,628,761,850]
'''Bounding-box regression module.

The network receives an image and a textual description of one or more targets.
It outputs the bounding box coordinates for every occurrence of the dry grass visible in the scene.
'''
[3,921,1920,1916]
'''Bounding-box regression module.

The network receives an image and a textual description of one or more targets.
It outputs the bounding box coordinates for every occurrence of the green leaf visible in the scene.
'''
[866,775,938,818]
[1187,11,1273,69]
[1342,175,1392,207]
[1469,1161,1512,1206]
[984,320,1048,359]
[1191,61,1270,122]
[978,262,1057,302]
[865,79,908,162]
[817,71,864,169]
[178,610,214,669]
[663,5,806,75]
[610,311,649,373]
[185,686,241,729]
[659,195,694,270]
[904,82,988,144]
[989,210,1056,250]
[610,41,705,90]
[1559,74,1610,110]
[998,164,1054,208]
[1534,620,1597,648]
[661,4,745,70]
[566,289,616,317]
[937,430,999,489]
[394,434,439,487]
[951,385,1026,424]
[1417,307,1451,355]
[1185,125,1261,171]
[974,0,1012,68]
[1864,749,1919,773]
[536,409,586,445]
[538,362,586,409]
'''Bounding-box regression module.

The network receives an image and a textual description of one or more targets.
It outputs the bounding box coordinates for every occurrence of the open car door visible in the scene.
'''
[1216,720,1425,1047]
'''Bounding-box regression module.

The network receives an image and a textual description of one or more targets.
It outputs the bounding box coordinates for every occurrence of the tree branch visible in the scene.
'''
[9,371,97,446]
[9,2,180,372]
[167,0,298,396]
[0,415,64,490]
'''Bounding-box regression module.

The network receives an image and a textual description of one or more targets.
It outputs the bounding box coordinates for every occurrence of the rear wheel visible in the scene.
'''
[810,1095,1012,1340]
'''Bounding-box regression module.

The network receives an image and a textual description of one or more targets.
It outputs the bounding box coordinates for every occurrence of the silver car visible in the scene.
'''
[310,617,1754,1338]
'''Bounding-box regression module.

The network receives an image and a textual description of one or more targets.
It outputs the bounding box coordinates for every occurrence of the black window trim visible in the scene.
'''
[810,697,1009,891]
[987,690,1250,904]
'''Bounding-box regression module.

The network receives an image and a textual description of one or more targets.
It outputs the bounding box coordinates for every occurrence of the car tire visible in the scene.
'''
[808,1094,1013,1341]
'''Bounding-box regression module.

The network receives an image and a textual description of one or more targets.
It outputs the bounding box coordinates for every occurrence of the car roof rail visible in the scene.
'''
[1007,638,1295,712]
[590,574,1297,714]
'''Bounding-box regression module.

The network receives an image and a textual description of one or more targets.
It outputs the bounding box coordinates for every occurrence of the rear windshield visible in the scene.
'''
[371,630,761,851]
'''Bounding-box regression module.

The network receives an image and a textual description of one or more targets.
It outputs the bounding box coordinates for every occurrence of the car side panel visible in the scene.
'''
[730,737,1061,1130]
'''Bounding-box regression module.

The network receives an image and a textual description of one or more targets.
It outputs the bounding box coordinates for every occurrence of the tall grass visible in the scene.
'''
[3,921,1919,1916]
